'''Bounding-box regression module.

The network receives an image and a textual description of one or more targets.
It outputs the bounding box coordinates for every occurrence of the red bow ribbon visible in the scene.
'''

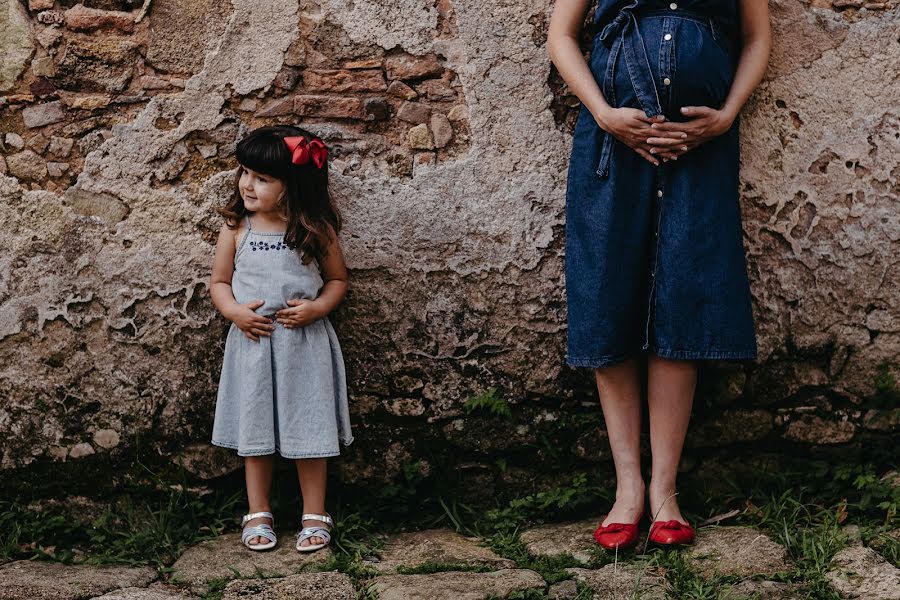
[284,136,328,169]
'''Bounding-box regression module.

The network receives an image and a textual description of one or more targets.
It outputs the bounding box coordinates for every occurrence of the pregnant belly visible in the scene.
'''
[603,16,736,119]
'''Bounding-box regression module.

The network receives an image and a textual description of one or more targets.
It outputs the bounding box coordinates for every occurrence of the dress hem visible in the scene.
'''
[211,437,354,460]
[567,346,757,368]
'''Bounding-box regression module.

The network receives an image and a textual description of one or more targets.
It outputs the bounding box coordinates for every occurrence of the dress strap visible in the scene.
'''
[246,215,252,231]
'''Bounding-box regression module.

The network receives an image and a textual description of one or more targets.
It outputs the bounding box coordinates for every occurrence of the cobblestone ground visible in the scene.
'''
[1,520,898,599]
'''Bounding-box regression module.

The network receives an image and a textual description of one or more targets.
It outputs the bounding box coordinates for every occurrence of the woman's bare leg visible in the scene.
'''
[646,355,697,524]
[295,458,328,547]
[244,455,275,545]
[595,357,646,525]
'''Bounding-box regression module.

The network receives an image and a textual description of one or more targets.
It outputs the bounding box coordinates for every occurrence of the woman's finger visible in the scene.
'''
[680,105,714,118]
[633,146,660,166]
[647,136,690,147]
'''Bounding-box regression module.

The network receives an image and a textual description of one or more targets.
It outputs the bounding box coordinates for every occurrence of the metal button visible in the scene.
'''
[670,2,678,9]
[663,77,671,86]
[657,190,663,197]
[664,33,672,41]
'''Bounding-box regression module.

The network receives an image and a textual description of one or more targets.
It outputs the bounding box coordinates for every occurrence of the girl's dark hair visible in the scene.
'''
[218,125,341,263]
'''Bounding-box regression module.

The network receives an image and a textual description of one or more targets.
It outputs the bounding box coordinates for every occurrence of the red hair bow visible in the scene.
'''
[284,136,328,169]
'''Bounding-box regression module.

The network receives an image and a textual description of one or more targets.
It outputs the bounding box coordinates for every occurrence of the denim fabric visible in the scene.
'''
[565,4,757,368]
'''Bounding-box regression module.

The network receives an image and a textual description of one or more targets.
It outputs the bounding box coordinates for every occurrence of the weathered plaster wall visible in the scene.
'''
[0,0,897,493]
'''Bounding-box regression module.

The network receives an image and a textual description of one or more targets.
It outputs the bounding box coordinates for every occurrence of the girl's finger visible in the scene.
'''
[245,331,259,341]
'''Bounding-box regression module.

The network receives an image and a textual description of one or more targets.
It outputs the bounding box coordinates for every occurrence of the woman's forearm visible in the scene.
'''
[548,0,614,129]
[548,36,612,128]
[720,37,771,122]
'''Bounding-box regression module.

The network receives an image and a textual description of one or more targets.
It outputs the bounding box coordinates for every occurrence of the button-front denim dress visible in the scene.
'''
[566,0,758,367]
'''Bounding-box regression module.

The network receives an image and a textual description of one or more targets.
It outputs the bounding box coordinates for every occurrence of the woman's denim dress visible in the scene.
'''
[565,0,758,367]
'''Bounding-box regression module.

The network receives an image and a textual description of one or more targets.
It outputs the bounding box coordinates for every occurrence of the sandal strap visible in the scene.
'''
[242,511,274,526]
[301,513,333,526]
[297,526,331,545]
[242,523,277,545]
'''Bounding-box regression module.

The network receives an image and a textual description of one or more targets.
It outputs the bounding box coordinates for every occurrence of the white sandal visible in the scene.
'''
[295,512,333,552]
[241,511,277,551]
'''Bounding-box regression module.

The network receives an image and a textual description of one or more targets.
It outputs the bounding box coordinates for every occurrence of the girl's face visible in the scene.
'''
[238,166,286,214]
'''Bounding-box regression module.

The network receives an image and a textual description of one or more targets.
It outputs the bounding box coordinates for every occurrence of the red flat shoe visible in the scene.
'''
[648,519,695,546]
[593,513,643,550]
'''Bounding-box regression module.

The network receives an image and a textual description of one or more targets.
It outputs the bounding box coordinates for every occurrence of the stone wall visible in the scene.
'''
[0,0,897,496]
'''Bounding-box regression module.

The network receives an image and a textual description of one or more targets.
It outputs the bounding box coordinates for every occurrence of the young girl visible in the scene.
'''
[548,1,770,548]
[209,125,353,552]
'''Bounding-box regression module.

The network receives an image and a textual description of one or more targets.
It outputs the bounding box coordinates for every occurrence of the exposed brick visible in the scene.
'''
[32,56,56,77]
[254,97,295,117]
[22,101,66,128]
[49,136,74,158]
[417,78,456,101]
[397,101,431,124]
[387,80,417,100]
[67,95,111,111]
[293,95,367,120]
[47,162,70,177]
[345,59,383,69]
[304,69,387,93]
[64,4,135,33]
[385,52,444,80]
[408,124,434,150]
[28,0,54,10]
[26,134,50,154]
[431,113,453,148]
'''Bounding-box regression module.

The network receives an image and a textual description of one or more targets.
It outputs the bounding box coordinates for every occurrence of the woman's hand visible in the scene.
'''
[600,107,685,166]
[276,299,325,329]
[646,106,734,159]
[227,300,274,341]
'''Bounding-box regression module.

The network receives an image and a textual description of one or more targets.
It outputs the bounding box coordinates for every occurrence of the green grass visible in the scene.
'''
[0,484,239,567]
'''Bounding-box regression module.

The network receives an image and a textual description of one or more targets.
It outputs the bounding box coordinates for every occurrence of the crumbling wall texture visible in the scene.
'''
[0,0,897,491]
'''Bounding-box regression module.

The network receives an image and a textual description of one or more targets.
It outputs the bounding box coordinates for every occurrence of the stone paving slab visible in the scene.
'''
[519,517,600,564]
[825,544,900,600]
[722,580,806,600]
[90,584,195,599]
[686,527,792,578]
[364,528,516,574]
[169,532,331,594]
[0,561,157,600]
[568,565,666,600]
[368,568,546,600]
[222,571,355,599]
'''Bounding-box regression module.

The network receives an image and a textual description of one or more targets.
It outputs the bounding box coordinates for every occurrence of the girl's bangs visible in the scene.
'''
[235,132,292,179]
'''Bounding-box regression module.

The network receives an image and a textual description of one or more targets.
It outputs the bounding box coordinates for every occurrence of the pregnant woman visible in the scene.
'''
[548,0,770,547]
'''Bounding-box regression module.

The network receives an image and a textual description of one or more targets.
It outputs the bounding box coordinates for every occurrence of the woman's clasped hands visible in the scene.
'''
[599,105,734,166]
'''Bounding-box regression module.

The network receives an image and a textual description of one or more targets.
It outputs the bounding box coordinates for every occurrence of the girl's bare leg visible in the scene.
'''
[295,458,328,546]
[595,357,646,525]
[244,455,275,545]
[647,355,697,523]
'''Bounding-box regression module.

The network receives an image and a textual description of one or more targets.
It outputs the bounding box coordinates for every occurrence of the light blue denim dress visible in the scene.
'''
[212,217,354,458]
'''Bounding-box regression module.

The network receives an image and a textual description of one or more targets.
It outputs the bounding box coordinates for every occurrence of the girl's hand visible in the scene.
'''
[600,107,685,166]
[276,299,324,328]
[647,106,734,159]
[228,300,274,341]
